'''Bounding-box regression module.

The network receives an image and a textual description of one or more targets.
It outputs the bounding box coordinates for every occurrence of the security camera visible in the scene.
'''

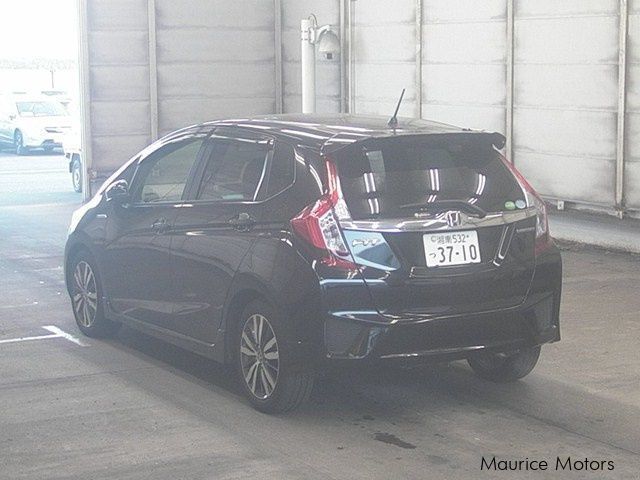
[317,29,340,60]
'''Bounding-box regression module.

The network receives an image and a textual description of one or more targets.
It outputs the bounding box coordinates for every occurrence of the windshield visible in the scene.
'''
[16,101,68,117]
[333,133,526,220]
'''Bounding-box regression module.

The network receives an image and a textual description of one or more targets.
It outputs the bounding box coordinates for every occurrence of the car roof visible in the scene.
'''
[200,114,468,153]
[6,94,61,103]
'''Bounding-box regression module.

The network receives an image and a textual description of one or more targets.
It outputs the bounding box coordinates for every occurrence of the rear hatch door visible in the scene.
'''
[333,132,536,318]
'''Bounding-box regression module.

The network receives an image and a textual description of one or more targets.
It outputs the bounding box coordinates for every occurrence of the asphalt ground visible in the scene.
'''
[0,151,639,479]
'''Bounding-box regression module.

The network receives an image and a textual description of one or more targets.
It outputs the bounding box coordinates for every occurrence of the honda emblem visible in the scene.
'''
[444,211,462,228]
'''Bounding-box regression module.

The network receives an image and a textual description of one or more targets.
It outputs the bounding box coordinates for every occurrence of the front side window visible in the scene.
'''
[197,129,271,201]
[132,138,204,203]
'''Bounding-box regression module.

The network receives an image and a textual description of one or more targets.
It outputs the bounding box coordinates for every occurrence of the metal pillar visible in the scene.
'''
[274,0,283,113]
[339,0,348,113]
[415,0,423,119]
[77,0,93,201]
[615,0,629,216]
[506,0,515,162]
[147,0,159,141]
[348,0,355,114]
[301,18,316,114]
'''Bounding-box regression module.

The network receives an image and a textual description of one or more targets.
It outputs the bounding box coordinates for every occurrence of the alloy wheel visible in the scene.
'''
[72,162,82,191]
[240,313,280,399]
[72,261,98,327]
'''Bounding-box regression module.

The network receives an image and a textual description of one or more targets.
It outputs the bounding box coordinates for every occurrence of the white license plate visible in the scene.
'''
[423,230,481,267]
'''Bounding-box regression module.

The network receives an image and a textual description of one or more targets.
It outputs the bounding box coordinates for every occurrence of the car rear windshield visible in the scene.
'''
[333,133,526,220]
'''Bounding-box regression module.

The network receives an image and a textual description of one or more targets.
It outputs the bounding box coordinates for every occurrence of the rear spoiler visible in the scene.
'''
[322,130,507,155]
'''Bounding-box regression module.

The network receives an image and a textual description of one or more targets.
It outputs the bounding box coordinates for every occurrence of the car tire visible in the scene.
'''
[467,346,541,382]
[14,130,27,155]
[69,250,120,338]
[234,300,314,413]
[71,155,82,192]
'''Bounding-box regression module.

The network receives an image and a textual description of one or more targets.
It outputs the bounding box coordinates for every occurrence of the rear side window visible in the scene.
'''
[264,141,295,197]
[334,134,525,220]
[197,130,271,201]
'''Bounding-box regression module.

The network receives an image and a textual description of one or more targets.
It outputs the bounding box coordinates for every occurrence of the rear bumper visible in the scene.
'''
[324,295,558,360]
[24,138,62,149]
[23,130,64,149]
[323,246,562,361]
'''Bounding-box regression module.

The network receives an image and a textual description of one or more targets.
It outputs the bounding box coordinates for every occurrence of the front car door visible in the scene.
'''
[169,127,280,345]
[0,96,15,143]
[102,129,208,329]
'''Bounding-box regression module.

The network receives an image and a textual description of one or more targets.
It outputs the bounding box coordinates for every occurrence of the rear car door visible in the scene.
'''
[169,127,279,343]
[332,133,537,318]
[102,131,207,328]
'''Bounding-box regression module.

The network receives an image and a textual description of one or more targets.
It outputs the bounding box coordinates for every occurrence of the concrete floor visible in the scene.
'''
[0,152,639,479]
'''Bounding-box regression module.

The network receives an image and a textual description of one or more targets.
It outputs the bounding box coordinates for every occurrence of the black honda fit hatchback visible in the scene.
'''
[65,115,562,412]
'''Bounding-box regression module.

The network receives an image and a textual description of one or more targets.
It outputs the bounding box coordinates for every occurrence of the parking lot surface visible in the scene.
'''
[1,153,639,479]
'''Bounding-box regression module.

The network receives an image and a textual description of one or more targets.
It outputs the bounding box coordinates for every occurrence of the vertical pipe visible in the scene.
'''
[348,0,355,113]
[147,0,159,141]
[301,18,316,113]
[415,0,423,118]
[339,0,348,113]
[505,0,515,162]
[615,0,628,216]
[77,0,93,201]
[274,0,283,113]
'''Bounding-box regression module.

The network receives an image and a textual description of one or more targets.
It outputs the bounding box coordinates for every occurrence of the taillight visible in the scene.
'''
[325,159,351,221]
[500,155,552,255]
[290,158,357,269]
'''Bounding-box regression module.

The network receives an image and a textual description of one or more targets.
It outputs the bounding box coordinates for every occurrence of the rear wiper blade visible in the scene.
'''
[399,200,487,218]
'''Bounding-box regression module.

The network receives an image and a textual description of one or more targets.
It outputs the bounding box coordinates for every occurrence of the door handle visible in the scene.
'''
[228,212,256,231]
[151,217,169,233]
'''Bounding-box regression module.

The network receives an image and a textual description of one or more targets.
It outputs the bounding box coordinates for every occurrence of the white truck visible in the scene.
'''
[62,126,82,192]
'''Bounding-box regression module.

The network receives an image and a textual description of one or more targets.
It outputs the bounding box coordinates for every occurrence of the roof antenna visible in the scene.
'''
[387,88,406,129]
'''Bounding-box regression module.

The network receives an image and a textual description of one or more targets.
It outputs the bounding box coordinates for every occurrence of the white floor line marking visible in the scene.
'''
[0,333,60,344]
[0,326,89,347]
[42,326,90,347]
[0,303,40,310]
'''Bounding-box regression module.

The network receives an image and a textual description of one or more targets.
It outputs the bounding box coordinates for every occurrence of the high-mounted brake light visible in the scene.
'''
[500,155,552,255]
[291,158,357,269]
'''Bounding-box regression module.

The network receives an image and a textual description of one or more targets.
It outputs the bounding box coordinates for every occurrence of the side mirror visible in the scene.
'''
[8,114,16,121]
[105,179,129,203]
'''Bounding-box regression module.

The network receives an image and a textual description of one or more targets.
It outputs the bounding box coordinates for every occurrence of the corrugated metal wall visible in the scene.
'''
[347,0,635,215]
[84,0,151,174]
[154,0,276,136]
[80,0,638,216]
[513,0,619,207]
[352,0,418,116]
[81,0,277,181]
[421,0,507,133]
